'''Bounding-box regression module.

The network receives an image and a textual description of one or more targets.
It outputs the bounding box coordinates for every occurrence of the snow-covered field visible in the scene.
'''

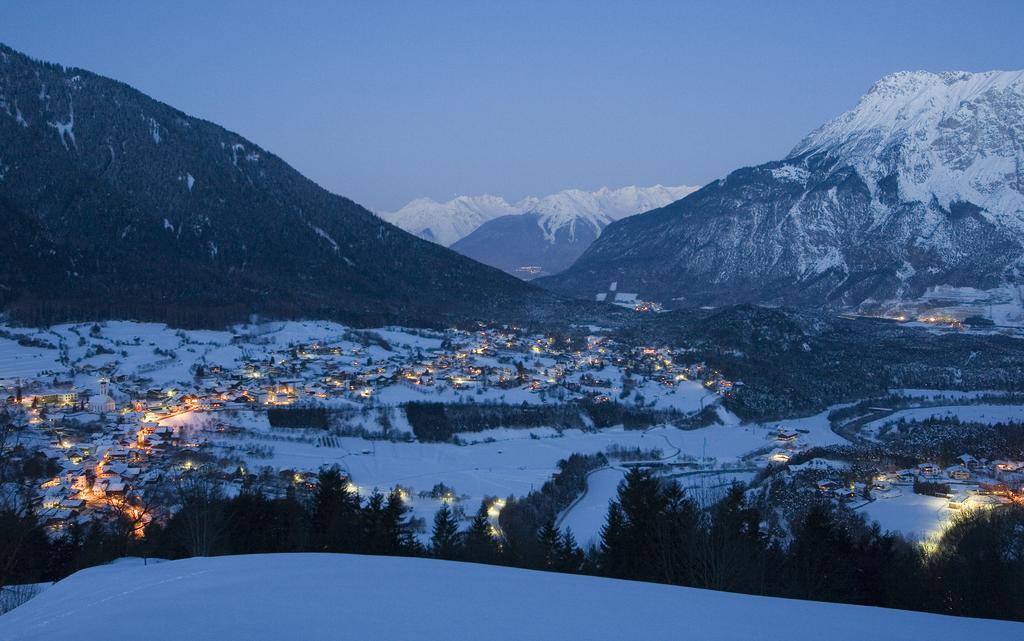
[0,553,1018,641]
[858,491,951,540]
[191,409,784,531]
[864,404,1024,437]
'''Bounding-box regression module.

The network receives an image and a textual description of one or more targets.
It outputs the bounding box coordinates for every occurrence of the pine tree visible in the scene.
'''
[464,501,499,564]
[360,491,388,554]
[537,519,563,569]
[384,488,419,555]
[430,504,462,560]
[557,528,584,573]
[311,468,360,552]
[599,502,628,577]
[616,467,667,581]
[701,482,764,591]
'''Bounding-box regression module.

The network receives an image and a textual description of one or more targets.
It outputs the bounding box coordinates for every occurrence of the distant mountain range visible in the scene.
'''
[383,185,697,278]
[0,43,560,327]
[539,70,1024,311]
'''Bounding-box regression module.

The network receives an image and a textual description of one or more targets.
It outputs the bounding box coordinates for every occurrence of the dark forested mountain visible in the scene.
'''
[539,71,1024,310]
[0,44,554,327]
[451,211,601,279]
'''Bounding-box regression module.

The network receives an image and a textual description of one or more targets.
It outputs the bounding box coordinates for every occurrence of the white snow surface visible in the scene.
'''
[860,491,950,541]
[380,194,520,246]
[381,184,698,246]
[1,553,1017,641]
[790,70,1024,231]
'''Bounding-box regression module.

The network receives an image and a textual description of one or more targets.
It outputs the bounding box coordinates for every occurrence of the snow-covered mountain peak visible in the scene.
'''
[789,69,1024,229]
[380,194,519,246]
[793,70,1024,155]
[383,184,698,246]
[528,184,699,242]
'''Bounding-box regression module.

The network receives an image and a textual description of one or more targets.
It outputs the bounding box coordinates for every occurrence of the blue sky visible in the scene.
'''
[2,1,1023,210]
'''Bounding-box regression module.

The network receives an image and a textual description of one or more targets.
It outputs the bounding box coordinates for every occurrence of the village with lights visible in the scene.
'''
[2,319,1024,551]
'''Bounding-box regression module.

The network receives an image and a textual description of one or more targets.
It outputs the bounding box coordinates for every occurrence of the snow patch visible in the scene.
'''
[148,116,161,144]
[309,224,340,253]
[47,103,75,150]
[770,165,810,183]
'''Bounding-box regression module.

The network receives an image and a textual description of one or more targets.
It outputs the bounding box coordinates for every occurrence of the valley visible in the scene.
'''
[3,317,1023,564]
[1,13,1024,634]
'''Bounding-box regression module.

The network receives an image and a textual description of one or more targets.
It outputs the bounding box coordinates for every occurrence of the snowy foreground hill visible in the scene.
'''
[0,554,1018,641]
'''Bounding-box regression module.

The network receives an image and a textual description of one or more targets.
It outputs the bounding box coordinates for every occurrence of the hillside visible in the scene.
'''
[0,44,553,328]
[451,211,601,278]
[0,554,1019,640]
[539,71,1024,312]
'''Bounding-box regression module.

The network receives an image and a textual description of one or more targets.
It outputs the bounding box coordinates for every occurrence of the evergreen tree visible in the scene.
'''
[537,519,563,570]
[385,488,419,554]
[785,504,858,602]
[557,528,584,573]
[464,501,500,564]
[599,502,629,578]
[311,468,361,552]
[614,467,667,581]
[430,504,462,560]
[701,483,765,592]
[654,480,700,585]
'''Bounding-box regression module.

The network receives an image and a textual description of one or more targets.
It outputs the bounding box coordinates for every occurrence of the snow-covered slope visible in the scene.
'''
[541,70,1024,310]
[379,195,520,246]
[529,184,699,243]
[790,70,1024,233]
[1,554,1018,641]
[381,185,697,247]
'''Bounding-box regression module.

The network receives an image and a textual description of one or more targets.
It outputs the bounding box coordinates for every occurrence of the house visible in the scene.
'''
[977,482,1011,496]
[895,469,918,483]
[834,486,857,500]
[948,493,971,510]
[945,464,971,481]
[917,462,940,476]
[31,388,83,407]
[775,429,799,442]
[955,454,979,470]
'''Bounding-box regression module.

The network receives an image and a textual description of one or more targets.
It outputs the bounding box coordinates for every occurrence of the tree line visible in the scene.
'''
[2,464,1022,622]
[403,401,698,442]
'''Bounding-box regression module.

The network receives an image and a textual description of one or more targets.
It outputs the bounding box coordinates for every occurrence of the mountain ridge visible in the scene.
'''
[538,69,1024,311]
[0,43,555,328]
[381,184,697,247]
